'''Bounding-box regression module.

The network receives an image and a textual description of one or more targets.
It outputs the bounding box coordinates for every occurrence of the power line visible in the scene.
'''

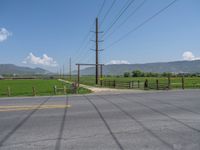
[97,0,106,17]
[74,29,96,63]
[106,0,179,49]
[76,50,91,63]
[103,0,136,36]
[73,34,94,63]
[100,0,118,26]
[105,0,147,39]
[72,21,95,63]
[73,0,106,64]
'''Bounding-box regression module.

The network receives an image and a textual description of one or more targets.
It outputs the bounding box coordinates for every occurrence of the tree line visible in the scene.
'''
[123,70,200,77]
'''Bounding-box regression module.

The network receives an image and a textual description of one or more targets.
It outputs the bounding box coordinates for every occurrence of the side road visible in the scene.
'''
[59,79,154,94]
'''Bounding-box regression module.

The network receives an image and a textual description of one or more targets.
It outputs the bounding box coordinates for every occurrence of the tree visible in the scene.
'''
[162,72,172,77]
[124,72,130,77]
[132,70,143,77]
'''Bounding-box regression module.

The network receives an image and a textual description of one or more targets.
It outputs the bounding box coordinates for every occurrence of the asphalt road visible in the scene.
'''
[0,90,200,150]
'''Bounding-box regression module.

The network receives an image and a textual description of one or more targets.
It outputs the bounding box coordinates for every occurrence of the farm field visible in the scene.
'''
[68,76,200,89]
[0,79,91,97]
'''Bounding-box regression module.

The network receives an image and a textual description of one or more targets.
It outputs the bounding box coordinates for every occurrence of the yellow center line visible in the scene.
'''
[0,105,71,112]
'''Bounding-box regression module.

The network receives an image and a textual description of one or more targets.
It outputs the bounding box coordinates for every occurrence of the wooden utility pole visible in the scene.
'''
[100,64,103,86]
[182,77,185,89]
[95,17,99,85]
[60,68,62,79]
[63,64,65,79]
[77,64,80,87]
[69,57,72,80]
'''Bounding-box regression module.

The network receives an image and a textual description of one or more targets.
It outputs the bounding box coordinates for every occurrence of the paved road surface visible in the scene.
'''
[0,90,200,150]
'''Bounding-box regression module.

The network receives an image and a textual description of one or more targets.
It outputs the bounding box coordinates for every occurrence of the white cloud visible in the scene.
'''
[108,60,130,65]
[0,28,12,42]
[182,51,200,61]
[23,53,58,67]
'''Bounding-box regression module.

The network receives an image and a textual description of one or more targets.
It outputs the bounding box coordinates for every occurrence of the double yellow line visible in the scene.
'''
[0,105,71,112]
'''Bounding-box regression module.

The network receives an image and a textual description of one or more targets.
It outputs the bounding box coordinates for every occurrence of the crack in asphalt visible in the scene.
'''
[54,95,69,150]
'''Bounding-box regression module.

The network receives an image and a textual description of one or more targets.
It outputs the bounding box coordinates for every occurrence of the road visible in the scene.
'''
[0,90,200,150]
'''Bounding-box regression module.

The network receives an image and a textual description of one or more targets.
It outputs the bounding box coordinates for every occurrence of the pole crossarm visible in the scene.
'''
[76,64,104,66]
[90,49,104,51]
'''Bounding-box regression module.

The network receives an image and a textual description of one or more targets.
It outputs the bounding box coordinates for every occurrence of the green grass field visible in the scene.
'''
[0,79,91,97]
[68,76,200,89]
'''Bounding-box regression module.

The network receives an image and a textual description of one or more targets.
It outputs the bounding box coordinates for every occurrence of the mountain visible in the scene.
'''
[0,64,51,75]
[77,60,200,75]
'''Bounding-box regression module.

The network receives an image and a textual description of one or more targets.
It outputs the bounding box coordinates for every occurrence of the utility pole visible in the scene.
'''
[57,68,59,78]
[63,64,64,79]
[100,64,103,86]
[77,64,80,87]
[95,17,99,85]
[60,68,62,79]
[69,57,71,80]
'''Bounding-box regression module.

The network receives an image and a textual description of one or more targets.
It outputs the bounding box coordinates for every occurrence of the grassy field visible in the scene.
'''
[68,76,200,89]
[0,79,91,97]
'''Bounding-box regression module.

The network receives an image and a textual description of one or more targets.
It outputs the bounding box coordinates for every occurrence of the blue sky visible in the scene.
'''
[0,0,200,72]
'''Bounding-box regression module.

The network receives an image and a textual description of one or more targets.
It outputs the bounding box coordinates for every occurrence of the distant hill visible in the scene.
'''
[77,60,200,75]
[0,64,51,75]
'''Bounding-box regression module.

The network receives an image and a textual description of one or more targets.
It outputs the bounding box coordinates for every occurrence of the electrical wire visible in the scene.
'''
[73,0,107,64]
[103,0,136,36]
[72,21,95,62]
[100,0,118,26]
[104,0,147,39]
[106,0,179,49]
[97,0,106,17]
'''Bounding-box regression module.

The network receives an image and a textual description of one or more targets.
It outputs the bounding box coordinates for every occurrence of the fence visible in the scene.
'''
[53,83,78,95]
[102,80,142,89]
[0,84,78,97]
[101,77,199,90]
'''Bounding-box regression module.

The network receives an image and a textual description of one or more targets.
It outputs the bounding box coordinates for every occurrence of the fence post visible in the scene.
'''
[7,87,11,97]
[182,77,185,89]
[138,80,140,88]
[156,79,159,90]
[129,82,131,89]
[75,82,78,94]
[144,79,148,89]
[54,85,57,95]
[64,86,66,94]
[32,87,36,96]
[113,80,116,88]
[168,76,171,89]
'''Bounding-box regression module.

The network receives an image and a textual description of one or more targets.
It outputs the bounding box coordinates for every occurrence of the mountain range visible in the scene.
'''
[78,60,200,75]
[0,64,51,75]
[1,60,200,76]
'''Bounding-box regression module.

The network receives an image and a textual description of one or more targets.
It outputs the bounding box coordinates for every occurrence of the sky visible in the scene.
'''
[0,0,200,73]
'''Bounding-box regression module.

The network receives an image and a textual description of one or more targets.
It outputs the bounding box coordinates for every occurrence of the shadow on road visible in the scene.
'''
[0,97,51,147]
[55,95,69,150]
